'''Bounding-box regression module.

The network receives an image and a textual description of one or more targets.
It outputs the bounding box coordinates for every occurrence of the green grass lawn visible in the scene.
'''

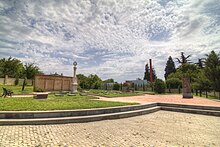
[88,89,143,97]
[0,94,137,111]
[0,85,33,94]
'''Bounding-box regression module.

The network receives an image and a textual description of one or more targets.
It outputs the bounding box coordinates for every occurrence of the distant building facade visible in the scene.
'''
[125,79,148,91]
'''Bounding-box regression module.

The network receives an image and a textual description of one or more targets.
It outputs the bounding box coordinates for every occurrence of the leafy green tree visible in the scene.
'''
[166,78,181,93]
[76,74,90,89]
[204,51,220,98]
[154,79,166,94]
[192,70,211,98]
[22,63,42,91]
[103,79,114,83]
[88,74,102,89]
[0,57,23,78]
[164,56,176,80]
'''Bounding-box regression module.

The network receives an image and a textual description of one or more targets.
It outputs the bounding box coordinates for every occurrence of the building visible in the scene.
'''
[125,79,148,91]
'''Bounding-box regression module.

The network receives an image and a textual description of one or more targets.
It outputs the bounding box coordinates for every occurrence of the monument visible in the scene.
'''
[71,61,78,93]
[182,77,193,98]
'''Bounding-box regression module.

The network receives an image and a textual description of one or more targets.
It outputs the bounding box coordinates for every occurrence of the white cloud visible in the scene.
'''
[0,0,219,82]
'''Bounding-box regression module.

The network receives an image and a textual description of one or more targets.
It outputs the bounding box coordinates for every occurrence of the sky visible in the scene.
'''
[0,0,219,82]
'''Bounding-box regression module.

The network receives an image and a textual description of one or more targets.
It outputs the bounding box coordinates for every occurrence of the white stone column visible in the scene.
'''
[72,61,78,93]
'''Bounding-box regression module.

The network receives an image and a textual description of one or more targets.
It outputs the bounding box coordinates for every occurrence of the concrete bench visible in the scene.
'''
[33,92,49,99]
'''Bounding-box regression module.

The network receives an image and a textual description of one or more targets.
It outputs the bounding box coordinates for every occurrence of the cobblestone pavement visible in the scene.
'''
[0,111,220,146]
[99,94,220,106]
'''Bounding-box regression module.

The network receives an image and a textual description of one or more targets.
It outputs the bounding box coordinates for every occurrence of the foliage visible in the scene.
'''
[143,63,157,82]
[204,51,220,93]
[154,79,166,94]
[178,63,198,80]
[166,78,181,89]
[144,63,150,81]
[113,82,120,90]
[77,74,102,89]
[164,56,176,80]
[192,71,211,91]
[22,63,42,79]
[176,52,191,64]
[103,79,114,83]
[0,57,23,78]
[0,57,42,80]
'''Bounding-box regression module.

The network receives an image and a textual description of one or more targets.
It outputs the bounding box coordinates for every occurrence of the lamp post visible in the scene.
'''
[72,61,78,93]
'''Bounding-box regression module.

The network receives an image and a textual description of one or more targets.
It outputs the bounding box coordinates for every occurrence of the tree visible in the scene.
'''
[88,74,102,89]
[166,78,182,93]
[0,57,23,78]
[113,82,120,90]
[195,58,205,69]
[176,52,191,64]
[22,63,42,91]
[154,79,166,94]
[103,79,114,83]
[192,70,211,98]
[143,63,150,81]
[204,51,220,99]
[76,74,90,89]
[152,68,157,81]
[164,56,176,80]
[176,52,194,98]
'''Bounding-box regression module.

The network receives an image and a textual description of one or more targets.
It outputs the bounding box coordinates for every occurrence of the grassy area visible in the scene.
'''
[193,93,220,100]
[88,89,144,97]
[0,94,137,111]
[0,85,33,94]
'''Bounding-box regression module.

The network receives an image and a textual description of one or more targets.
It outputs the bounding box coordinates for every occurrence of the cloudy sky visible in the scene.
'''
[0,0,219,82]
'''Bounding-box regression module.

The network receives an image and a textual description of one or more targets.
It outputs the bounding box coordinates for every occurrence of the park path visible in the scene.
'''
[98,94,220,106]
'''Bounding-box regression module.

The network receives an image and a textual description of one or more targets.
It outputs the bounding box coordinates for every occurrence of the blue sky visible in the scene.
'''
[0,0,220,82]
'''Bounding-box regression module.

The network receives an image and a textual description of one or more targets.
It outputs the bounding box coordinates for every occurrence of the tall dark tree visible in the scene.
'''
[204,51,220,98]
[152,68,157,81]
[143,63,150,81]
[176,52,191,64]
[164,56,176,80]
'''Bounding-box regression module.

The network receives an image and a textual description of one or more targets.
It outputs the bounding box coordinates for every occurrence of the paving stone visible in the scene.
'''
[0,111,220,146]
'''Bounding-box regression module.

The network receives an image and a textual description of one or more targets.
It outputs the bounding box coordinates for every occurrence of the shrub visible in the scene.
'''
[166,78,182,89]
[154,79,166,94]
[113,83,120,90]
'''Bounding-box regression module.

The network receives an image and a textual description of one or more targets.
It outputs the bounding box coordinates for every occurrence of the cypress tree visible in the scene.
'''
[164,56,176,80]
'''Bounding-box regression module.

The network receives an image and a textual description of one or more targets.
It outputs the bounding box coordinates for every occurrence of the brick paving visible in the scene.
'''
[99,94,220,106]
[0,111,220,146]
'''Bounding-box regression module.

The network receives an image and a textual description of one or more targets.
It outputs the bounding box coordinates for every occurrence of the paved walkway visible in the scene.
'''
[0,111,219,146]
[99,94,220,106]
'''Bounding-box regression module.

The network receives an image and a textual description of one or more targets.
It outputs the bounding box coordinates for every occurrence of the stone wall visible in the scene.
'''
[34,75,74,92]
[0,76,33,86]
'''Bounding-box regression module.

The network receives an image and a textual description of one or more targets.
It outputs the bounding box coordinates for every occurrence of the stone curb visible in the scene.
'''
[0,103,157,119]
[0,103,220,125]
[0,107,160,125]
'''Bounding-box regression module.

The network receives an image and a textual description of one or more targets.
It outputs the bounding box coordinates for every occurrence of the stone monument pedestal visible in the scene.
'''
[182,77,193,98]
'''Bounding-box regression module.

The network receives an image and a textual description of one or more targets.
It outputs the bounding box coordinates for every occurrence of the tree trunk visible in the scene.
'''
[22,78,26,91]
[199,90,202,97]
[195,90,198,96]
[205,91,208,98]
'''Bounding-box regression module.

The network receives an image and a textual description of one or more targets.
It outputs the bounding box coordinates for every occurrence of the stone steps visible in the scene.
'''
[0,106,160,125]
[0,102,220,125]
